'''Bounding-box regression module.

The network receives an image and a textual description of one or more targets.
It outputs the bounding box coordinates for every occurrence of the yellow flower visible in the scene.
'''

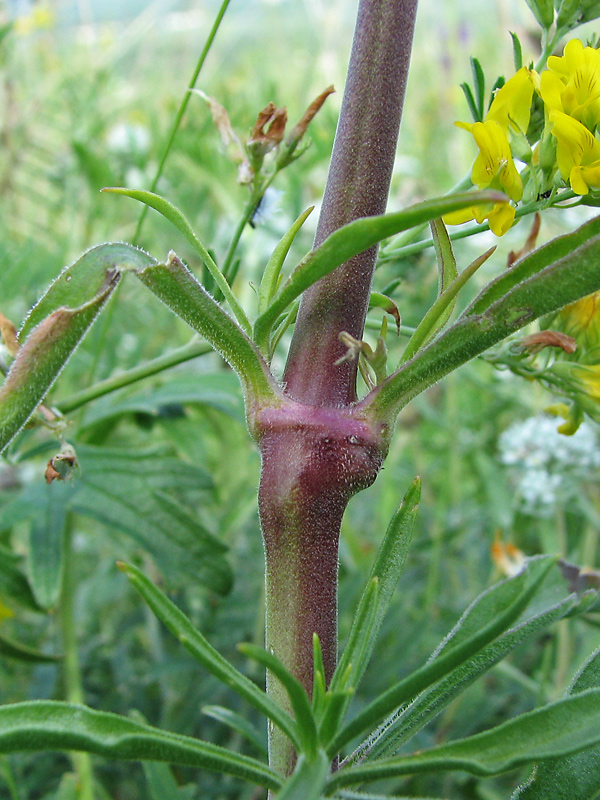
[569,363,600,400]
[444,119,521,235]
[541,39,600,132]
[550,110,600,193]
[555,290,600,362]
[486,67,537,136]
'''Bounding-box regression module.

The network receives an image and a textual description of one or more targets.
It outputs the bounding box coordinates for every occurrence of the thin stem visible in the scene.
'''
[222,185,265,281]
[61,515,95,800]
[56,339,211,415]
[132,0,233,245]
[379,191,576,263]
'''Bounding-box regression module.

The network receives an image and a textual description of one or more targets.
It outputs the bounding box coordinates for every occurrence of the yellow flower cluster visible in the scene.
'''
[447,39,600,236]
[554,290,600,413]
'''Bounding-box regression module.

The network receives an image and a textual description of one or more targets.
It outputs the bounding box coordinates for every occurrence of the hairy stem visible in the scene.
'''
[255,402,387,776]
[283,0,418,406]
[255,0,418,777]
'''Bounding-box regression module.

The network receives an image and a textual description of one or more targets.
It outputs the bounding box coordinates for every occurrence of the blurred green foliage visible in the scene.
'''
[2,1,600,798]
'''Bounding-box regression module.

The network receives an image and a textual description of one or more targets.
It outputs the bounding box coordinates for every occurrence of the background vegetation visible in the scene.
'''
[1,1,600,797]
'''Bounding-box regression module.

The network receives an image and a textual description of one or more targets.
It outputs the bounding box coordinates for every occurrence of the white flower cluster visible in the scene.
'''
[498,415,600,515]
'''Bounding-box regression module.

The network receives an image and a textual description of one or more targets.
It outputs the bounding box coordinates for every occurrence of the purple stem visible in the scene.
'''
[283,0,418,406]
[255,0,419,776]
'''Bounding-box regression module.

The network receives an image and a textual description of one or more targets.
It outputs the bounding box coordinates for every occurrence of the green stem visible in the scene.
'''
[132,0,232,245]
[56,338,211,415]
[379,191,576,263]
[221,174,276,281]
[380,173,472,253]
[61,515,95,800]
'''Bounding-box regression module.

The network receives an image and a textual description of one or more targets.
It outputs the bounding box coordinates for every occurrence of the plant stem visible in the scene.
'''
[61,515,95,800]
[56,338,211,414]
[255,400,387,776]
[283,0,418,406]
[256,0,419,776]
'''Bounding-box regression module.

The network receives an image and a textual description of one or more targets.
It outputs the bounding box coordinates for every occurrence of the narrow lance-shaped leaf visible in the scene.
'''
[399,244,494,364]
[328,557,556,755]
[0,632,61,664]
[252,190,505,345]
[513,644,600,800]
[19,242,156,341]
[28,482,75,611]
[327,689,600,791]
[364,219,600,422]
[463,214,600,318]
[0,274,118,452]
[275,750,331,800]
[1,242,159,452]
[332,479,420,699]
[0,701,280,791]
[202,705,267,758]
[238,643,319,757]
[102,188,252,335]
[257,206,314,317]
[403,245,495,364]
[355,561,577,762]
[134,253,280,408]
[119,562,301,750]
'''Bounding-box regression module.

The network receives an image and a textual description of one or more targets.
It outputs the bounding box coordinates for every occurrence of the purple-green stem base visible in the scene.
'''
[255,399,389,774]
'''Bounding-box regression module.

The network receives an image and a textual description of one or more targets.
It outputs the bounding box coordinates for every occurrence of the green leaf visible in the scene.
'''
[134,252,279,406]
[19,243,154,342]
[252,190,505,345]
[0,545,41,613]
[337,793,451,800]
[103,188,252,334]
[328,557,556,755]
[257,206,314,318]
[513,645,600,799]
[0,276,118,452]
[276,750,331,800]
[368,292,401,334]
[0,243,159,452]
[327,689,600,790]
[355,560,577,761]
[510,31,523,71]
[77,372,245,429]
[70,446,231,594]
[119,561,301,750]
[0,631,60,664]
[400,243,494,363]
[460,83,481,123]
[0,701,280,790]
[366,216,600,421]
[238,643,319,757]
[28,482,75,610]
[202,705,268,758]
[464,215,600,318]
[333,478,421,701]
[470,57,485,119]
